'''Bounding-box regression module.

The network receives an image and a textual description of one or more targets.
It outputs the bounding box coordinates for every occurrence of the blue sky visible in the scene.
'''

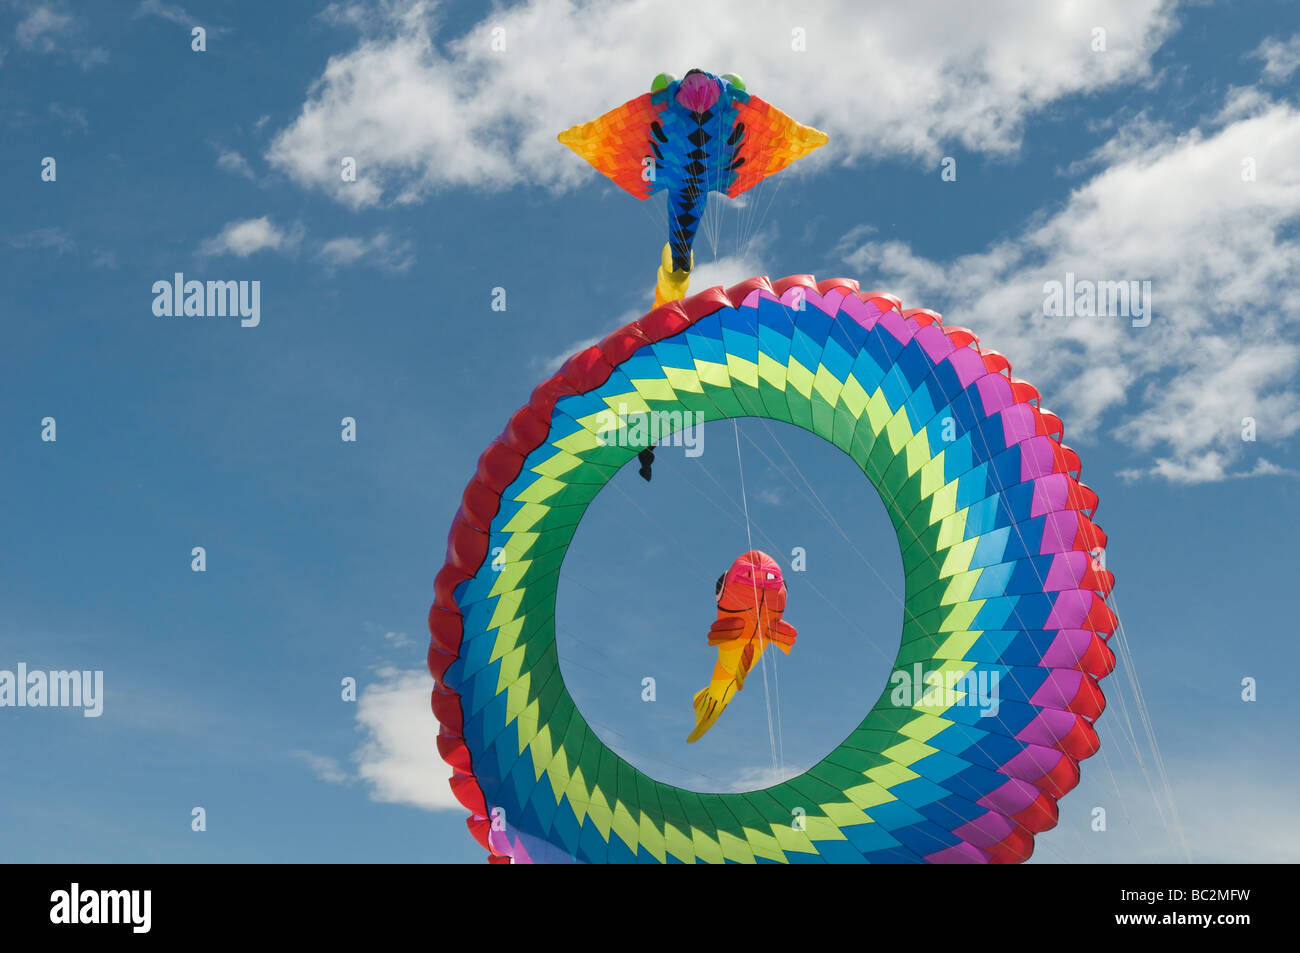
[2,0,1298,863]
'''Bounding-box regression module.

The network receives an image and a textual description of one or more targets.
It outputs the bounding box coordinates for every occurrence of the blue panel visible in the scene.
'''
[578,816,610,863]
[970,629,1019,663]
[820,335,854,383]
[879,364,912,411]
[756,295,797,335]
[867,800,930,833]
[971,596,1016,631]
[788,326,824,371]
[685,328,727,365]
[971,527,1011,568]
[862,846,924,864]
[549,795,582,859]
[606,829,640,864]
[841,821,902,855]
[962,494,1002,539]
[523,780,558,834]
[919,792,987,828]
[792,299,833,345]
[810,839,865,863]
[890,776,953,808]
[554,390,612,420]
[910,750,972,783]
[847,349,888,394]
[756,324,793,365]
[829,306,869,355]
[650,340,695,370]
[988,445,1025,493]
[896,339,936,389]
[1006,556,1051,595]
[892,820,962,856]
[970,561,1015,599]
[621,354,668,380]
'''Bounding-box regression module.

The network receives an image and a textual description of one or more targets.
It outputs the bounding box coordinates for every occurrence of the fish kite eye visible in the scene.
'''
[766,572,776,580]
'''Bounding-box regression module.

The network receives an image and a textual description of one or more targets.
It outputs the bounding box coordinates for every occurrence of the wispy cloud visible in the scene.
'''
[15,5,71,52]
[722,764,803,792]
[12,2,107,65]
[1251,32,1300,83]
[534,307,642,374]
[7,227,73,254]
[199,216,301,257]
[290,749,350,784]
[134,0,229,35]
[316,231,413,272]
[48,103,88,133]
[383,630,414,649]
[216,149,255,179]
[690,248,769,296]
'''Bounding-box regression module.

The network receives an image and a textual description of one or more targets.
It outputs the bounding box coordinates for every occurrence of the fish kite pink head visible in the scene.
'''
[717,550,789,616]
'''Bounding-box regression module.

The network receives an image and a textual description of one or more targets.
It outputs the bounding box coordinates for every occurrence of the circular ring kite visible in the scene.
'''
[428,275,1116,864]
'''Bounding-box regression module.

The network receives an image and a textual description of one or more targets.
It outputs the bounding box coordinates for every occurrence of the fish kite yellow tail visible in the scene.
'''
[653,243,692,308]
[687,682,737,743]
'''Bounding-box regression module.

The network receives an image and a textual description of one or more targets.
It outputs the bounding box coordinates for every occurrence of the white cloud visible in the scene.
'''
[316,231,413,271]
[48,103,88,133]
[1251,32,1300,83]
[690,248,769,297]
[383,630,414,648]
[13,3,107,65]
[216,149,255,179]
[134,0,228,34]
[268,0,1176,208]
[79,45,108,68]
[723,764,802,792]
[15,5,71,52]
[535,307,641,374]
[199,216,300,257]
[537,331,603,374]
[353,666,462,811]
[291,750,350,784]
[840,90,1300,483]
[135,0,192,26]
[7,227,73,254]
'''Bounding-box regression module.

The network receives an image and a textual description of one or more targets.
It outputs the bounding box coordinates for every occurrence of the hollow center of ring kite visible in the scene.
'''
[553,418,904,794]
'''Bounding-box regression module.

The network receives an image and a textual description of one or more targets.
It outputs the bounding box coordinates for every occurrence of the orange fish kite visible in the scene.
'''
[687,550,798,743]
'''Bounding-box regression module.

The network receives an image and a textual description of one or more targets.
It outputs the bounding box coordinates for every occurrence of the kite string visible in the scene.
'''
[734,419,783,774]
